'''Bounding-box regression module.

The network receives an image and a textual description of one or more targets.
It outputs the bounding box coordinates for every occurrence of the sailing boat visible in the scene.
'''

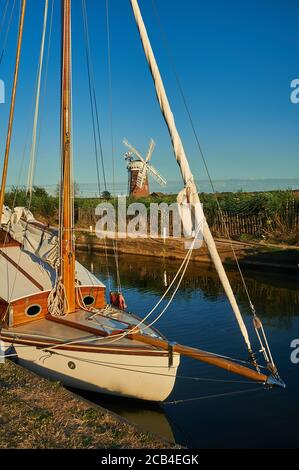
[0,0,284,402]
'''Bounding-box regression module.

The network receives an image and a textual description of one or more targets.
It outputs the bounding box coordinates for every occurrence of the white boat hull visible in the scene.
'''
[4,342,180,402]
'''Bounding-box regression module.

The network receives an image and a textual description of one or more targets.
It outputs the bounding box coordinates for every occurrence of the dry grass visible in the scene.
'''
[0,361,177,449]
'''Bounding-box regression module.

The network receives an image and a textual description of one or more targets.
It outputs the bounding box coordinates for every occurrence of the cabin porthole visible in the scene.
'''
[83,295,95,307]
[68,361,76,370]
[25,304,42,317]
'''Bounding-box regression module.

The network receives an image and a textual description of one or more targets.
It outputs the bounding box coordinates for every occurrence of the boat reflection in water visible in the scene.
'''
[72,389,176,444]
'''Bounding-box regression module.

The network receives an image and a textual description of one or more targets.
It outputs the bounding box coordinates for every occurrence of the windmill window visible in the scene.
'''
[83,295,95,307]
[25,304,42,317]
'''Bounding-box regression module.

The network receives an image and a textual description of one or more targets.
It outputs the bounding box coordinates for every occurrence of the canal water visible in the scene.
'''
[76,251,299,449]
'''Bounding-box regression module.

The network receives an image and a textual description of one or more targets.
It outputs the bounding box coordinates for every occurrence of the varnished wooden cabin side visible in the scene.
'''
[4,286,106,327]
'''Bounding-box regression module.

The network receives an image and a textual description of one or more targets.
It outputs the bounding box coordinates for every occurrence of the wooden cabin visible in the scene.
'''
[0,227,106,328]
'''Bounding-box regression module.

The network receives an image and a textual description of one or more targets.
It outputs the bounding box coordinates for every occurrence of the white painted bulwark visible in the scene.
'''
[5,343,180,401]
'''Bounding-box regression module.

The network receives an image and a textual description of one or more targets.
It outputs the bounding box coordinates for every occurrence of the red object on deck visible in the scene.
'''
[110,292,127,310]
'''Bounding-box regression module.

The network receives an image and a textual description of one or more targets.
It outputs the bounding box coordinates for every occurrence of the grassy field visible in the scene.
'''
[0,360,176,449]
[4,186,299,245]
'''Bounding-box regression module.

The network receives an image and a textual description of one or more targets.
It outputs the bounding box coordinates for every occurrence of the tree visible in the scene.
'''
[32,186,48,198]
[101,190,111,200]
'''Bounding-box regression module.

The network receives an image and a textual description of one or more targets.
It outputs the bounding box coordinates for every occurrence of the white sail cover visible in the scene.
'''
[1,206,59,266]
[0,207,104,302]
[130,0,252,352]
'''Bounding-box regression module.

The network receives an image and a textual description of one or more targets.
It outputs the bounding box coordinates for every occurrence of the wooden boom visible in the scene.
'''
[46,314,268,383]
[128,332,269,383]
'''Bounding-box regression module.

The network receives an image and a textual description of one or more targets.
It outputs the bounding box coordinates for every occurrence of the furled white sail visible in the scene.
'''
[0,207,104,304]
[130,0,252,352]
[2,206,58,266]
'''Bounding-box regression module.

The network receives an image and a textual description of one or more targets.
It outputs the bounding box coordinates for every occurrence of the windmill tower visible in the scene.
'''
[123,138,167,198]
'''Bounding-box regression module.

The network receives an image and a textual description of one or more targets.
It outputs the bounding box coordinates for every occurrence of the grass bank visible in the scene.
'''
[0,360,176,449]
[4,187,299,245]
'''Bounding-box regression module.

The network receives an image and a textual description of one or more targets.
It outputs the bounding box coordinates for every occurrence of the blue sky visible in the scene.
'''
[0,0,298,191]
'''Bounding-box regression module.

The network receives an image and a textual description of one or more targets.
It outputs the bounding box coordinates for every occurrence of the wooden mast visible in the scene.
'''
[60,0,76,313]
[0,0,27,221]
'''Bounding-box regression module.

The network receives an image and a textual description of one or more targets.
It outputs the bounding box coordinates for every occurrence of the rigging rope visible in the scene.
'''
[150,0,276,372]
[43,0,74,316]
[130,218,203,334]
[164,386,263,406]
[82,0,111,290]
[82,0,107,192]
[0,0,16,65]
[1,0,277,382]
[1,0,55,294]
[0,0,55,327]
[32,0,55,191]
[82,0,101,196]
[0,0,9,38]
[47,277,69,317]
[1,322,267,372]
[87,219,204,346]
[0,1,48,327]
[26,0,48,199]
[105,0,122,293]
[2,347,261,385]
[129,0,254,358]
[34,348,266,386]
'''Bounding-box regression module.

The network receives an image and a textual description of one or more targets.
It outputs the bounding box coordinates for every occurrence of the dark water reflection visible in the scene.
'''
[76,251,299,448]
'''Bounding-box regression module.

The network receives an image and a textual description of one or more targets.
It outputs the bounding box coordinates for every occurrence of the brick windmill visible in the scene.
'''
[123,138,167,198]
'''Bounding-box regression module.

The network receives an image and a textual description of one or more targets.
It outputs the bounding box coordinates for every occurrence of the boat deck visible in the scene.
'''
[1,306,166,353]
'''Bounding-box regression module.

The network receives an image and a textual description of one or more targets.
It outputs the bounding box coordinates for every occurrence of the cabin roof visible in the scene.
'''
[0,246,104,303]
[0,246,53,301]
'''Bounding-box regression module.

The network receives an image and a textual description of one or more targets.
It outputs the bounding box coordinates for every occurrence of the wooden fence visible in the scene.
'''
[209,200,299,237]
[77,202,299,238]
[209,212,266,237]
